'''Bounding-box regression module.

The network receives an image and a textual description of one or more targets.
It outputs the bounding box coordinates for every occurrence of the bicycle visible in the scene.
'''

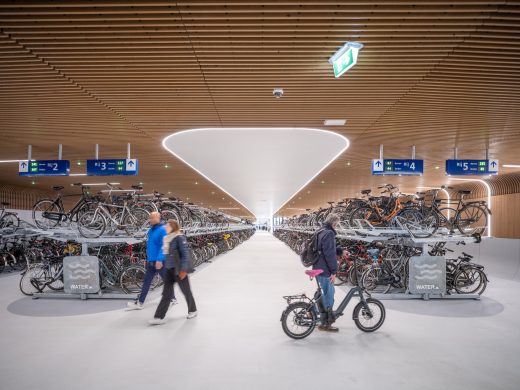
[429,242,488,295]
[32,184,96,229]
[280,266,386,339]
[361,244,421,294]
[77,184,150,238]
[349,184,424,232]
[19,257,64,296]
[417,187,490,236]
[0,202,20,234]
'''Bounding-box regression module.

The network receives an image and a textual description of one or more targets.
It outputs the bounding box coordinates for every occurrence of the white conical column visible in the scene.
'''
[162,128,349,219]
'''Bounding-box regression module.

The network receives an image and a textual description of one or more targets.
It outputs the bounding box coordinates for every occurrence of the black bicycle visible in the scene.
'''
[32,184,96,229]
[416,187,491,236]
[280,267,386,339]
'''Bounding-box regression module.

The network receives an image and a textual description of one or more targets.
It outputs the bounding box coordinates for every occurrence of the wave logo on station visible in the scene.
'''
[67,262,97,281]
[414,263,442,281]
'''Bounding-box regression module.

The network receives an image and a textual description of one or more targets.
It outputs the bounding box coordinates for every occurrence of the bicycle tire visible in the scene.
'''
[281,302,316,339]
[19,265,46,296]
[353,298,386,332]
[438,207,457,229]
[454,267,485,294]
[78,210,106,238]
[124,208,150,237]
[0,212,20,234]
[456,204,488,236]
[120,265,146,294]
[32,200,62,230]
[349,206,380,227]
[361,266,391,294]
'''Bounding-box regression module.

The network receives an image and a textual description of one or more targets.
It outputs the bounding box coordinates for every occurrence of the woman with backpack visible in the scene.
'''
[149,219,197,325]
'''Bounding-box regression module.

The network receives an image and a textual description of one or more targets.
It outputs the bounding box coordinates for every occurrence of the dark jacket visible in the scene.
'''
[146,224,167,262]
[312,223,342,277]
[164,234,190,274]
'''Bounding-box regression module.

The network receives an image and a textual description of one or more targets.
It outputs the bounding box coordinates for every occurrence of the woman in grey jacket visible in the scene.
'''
[149,219,197,325]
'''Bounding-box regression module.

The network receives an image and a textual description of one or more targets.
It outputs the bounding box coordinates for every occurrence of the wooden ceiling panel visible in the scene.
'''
[0,1,519,218]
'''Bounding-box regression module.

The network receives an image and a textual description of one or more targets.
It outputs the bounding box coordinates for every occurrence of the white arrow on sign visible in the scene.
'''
[372,159,383,172]
[18,160,29,173]
[488,159,499,173]
[126,159,137,171]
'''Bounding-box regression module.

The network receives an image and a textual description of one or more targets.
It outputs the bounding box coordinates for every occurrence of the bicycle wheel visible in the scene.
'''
[438,207,457,229]
[0,212,20,234]
[7,253,26,272]
[334,262,349,286]
[348,264,358,286]
[32,200,62,230]
[456,204,488,236]
[281,302,316,339]
[380,247,401,270]
[47,272,64,290]
[160,209,180,223]
[454,267,485,294]
[120,265,146,293]
[396,208,437,238]
[19,264,47,296]
[349,206,380,227]
[124,208,150,237]
[417,208,440,237]
[353,298,386,332]
[78,210,106,238]
[362,266,392,294]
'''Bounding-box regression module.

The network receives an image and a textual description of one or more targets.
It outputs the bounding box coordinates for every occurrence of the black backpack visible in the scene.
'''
[300,228,325,268]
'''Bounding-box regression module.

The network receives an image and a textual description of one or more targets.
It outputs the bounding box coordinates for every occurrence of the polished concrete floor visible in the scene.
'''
[1,231,519,390]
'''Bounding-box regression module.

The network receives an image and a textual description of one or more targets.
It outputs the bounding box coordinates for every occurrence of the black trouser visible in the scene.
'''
[154,268,197,319]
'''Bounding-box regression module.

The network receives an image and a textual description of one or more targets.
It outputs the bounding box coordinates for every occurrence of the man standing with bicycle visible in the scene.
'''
[313,213,343,332]
[127,212,176,310]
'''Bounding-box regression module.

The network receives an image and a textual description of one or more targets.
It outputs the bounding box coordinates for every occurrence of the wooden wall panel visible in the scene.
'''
[488,193,520,239]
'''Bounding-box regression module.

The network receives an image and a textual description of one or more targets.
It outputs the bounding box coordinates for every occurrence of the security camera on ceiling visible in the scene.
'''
[273,88,284,98]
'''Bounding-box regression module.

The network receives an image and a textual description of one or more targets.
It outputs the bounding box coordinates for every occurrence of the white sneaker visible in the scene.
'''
[148,318,166,326]
[187,311,198,319]
[126,301,144,310]
[170,299,178,306]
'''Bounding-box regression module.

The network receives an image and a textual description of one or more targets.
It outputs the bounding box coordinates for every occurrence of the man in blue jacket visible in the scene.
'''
[127,211,173,310]
[313,213,344,332]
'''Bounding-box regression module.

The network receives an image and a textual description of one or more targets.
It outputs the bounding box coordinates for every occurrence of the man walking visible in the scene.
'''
[127,211,175,309]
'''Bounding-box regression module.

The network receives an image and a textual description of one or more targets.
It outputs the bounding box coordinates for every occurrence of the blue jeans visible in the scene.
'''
[138,262,170,304]
[317,275,335,311]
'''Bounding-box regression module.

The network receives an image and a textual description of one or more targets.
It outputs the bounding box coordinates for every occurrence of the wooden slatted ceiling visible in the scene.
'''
[0,1,519,218]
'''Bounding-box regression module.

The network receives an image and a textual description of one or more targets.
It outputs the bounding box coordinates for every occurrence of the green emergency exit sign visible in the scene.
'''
[328,42,363,78]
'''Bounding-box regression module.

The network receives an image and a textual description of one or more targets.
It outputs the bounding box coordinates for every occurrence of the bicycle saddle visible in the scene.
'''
[305,269,324,277]
[361,189,371,195]
[52,186,64,191]
[1,202,10,206]
[458,190,471,195]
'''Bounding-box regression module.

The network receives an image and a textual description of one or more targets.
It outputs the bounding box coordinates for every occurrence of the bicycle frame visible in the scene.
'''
[285,277,371,324]
[43,192,92,222]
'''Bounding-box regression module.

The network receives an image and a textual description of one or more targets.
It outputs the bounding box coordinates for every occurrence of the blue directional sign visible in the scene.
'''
[372,159,424,176]
[86,159,138,176]
[19,160,70,177]
[446,159,498,176]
